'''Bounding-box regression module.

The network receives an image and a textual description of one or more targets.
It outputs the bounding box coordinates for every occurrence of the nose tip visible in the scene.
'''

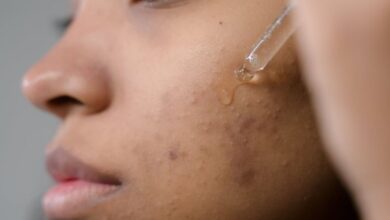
[22,60,112,118]
[22,6,117,119]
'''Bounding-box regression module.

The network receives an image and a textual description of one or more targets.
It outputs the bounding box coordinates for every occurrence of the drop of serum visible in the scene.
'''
[216,65,264,106]
[216,2,297,106]
[234,64,262,83]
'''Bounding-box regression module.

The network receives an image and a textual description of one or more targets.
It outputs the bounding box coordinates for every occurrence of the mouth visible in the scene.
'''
[43,148,122,219]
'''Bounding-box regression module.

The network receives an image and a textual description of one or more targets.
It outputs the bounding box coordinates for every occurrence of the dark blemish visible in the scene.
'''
[255,114,278,133]
[199,144,210,155]
[239,117,255,133]
[282,160,290,167]
[223,118,261,187]
[181,151,188,158]
[168,149,179,161]
[270,111,280,120]
[256,121,275,133]
[219,21,224,25]
[256,121,265,131]
[238,168,256,186]
[168,146,188,161]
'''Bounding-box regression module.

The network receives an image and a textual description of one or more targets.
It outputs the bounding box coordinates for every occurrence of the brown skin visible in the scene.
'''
[23,0,357,219]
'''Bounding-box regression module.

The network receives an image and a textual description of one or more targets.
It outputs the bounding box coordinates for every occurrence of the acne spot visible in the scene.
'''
[223,110,283,187]
[223,117,254,148]
[167,146,187,161]
[169,150,179,161]
[238,117,255,134]
[238,168,256,186]
[222,118,258,187]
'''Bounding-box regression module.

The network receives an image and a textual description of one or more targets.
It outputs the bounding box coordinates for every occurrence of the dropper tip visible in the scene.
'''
[234,64,267,85]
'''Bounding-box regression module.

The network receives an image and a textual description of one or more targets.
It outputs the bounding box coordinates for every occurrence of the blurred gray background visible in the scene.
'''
[1,1,70,219]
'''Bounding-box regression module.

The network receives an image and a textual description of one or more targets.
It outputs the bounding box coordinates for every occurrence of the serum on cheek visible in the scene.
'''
[215,2,298,106]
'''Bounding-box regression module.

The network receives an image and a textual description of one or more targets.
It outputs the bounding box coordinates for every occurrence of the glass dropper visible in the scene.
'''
[235,2,298,82]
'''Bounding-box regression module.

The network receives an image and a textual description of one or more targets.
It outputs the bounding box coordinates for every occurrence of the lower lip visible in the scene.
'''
[43,180,120,219]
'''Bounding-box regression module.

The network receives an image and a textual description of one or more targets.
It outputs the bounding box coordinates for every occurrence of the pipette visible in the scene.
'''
[235,2,298,82]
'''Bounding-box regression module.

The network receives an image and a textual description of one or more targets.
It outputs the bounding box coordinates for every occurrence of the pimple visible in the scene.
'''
[168,150,179,161]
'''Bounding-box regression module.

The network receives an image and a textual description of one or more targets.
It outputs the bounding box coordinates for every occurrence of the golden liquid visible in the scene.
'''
[216,79,243,105]
[215,65,264,106]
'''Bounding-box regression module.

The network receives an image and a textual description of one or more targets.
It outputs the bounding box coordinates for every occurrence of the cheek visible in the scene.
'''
[102,3,325,214]
[101,39,332,219]
[132,80,283,185]
[110,33,297,185]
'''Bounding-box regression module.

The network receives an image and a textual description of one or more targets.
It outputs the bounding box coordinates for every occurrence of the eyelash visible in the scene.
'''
[134,0,186,8]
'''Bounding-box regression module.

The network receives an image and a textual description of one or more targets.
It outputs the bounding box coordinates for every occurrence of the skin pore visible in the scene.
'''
[23,0,357,219]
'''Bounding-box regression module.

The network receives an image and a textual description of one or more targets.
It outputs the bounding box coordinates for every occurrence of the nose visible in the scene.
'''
[22,36,112,119]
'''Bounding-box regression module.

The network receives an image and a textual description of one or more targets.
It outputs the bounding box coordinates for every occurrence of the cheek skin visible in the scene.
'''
[50,1,343,219]
[20,0,355,218]
[90,23,334,217]
[68,28,332,220]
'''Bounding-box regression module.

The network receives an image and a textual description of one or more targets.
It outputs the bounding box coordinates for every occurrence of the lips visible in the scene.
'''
[43,148,122,219]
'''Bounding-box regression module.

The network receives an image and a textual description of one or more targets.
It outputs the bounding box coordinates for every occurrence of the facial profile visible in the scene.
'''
[23,0,356,219]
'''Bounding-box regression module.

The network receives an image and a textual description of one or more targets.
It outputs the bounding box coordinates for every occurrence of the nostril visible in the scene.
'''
[47,96,83,117]
[23,61,112,118]
[48,96,83,107]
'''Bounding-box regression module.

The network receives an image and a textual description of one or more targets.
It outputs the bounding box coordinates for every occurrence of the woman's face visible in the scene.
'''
[23,0,345,219]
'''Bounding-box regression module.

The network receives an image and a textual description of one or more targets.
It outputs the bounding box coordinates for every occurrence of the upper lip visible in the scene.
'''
[46,148,121,186]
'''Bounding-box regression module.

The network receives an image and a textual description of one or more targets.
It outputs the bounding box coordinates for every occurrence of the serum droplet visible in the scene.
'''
[214,66,266,106]
[235,64,264,84]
